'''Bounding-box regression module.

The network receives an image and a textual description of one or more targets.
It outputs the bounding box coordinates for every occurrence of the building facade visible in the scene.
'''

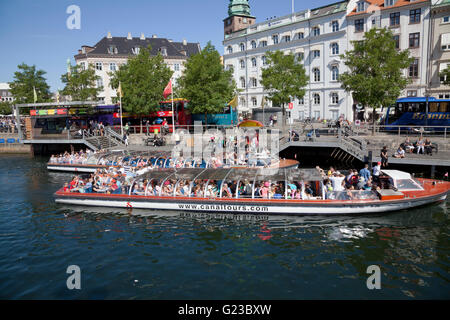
[429,0,450,98]
[0,83,14,103]
[223,0,439,121]
[74,33,201,104]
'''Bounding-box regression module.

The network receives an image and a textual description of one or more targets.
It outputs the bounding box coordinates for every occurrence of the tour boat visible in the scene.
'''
[54,168,450,216]
[47,150,299,173]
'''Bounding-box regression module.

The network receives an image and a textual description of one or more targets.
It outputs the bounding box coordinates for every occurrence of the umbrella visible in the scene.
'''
[238,120,264,128]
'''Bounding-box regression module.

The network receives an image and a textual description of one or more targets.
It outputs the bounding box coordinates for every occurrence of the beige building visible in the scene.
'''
[74,32,201,104]
[429,0,450,98]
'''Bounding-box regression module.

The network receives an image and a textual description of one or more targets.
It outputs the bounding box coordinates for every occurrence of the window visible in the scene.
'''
[313,68,320,82]
[107,45,118,54]
[331,66,339,81]
[226,64,234,72]
[251,97,257,107]
[240,97,246,106]
[390,12,400,26]
[332,21,339,32]
[227,46,233,54]
[174,64,180,71]
[313,94,320,105]
[251,40,257,49]
[159,47,168,56]
[312,27,320,37]
[272,35,279,44]
[409,33,420,48]
[298,32,304,39]
[385,0,395,7]
[441,33,450,50]
[240,43,245,51]
[331,92,339,104]
[355,19,364,32]
[251,57,257,67]
[109,63,117,71]
[312,50,320,58]
[314,111,321,119]
[356,1,366,12]
[331,110,339,120]
[96,78,103,88]
[410,9,421,24]
[95,62,102,71]
[240,77,246,88]
[284,35,291,42]
[298,97,304,105]
[407,90,417,97]
[443,16,450,23]
[240,59,245,69]
[132,47,140,55]
[79,62,86,70]
[393,35,400,49]
[251,78,257,87]
[261,40,268,47]
[262,56,267,65]
[331,43,339,55]
[409,59,419,78]
[296,52,304,61]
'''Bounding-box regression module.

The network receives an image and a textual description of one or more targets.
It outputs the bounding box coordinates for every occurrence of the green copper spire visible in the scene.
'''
[228,0,252,17]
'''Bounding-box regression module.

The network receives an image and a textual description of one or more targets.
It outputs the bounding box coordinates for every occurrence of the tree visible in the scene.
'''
[61,64,102,101]
[178,42,236,124]
[109,46,173,115]
[260,50,308,129]
[339,27,413,134]
[9,63,51,104]
[0,101,12,115]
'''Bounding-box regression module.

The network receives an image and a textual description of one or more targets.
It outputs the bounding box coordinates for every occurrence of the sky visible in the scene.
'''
[0,0,334,91]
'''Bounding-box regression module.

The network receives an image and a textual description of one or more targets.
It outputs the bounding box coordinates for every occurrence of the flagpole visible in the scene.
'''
[171,79,175,137]
[119,82,123,137]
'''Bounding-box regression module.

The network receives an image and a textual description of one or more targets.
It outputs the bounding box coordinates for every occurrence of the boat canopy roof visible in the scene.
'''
[381,170,412,180]
[136,167,323,182]
[88,150,172,165]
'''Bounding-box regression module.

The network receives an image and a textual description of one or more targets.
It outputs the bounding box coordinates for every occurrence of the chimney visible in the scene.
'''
[78,49,82,54]
[107,31,112,39]
[127,32,132,40]
[152,34,157,38]
[140,33,145,40]
[182,39,187,46]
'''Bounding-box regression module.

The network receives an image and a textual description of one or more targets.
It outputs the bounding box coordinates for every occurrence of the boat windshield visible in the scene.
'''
[326,190,379,200]
[395,179,423,190]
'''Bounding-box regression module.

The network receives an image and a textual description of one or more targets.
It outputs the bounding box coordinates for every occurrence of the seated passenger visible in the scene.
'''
[393,146,405,158]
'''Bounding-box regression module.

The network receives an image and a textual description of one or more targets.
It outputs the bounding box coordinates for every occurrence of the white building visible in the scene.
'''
[74,32,201,105]
[0,83,14,103]
[346,0,431,99]
[223,0,354,121]
[223,0,432,121]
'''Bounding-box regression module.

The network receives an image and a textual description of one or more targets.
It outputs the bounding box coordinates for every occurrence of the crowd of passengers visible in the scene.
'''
[63,162,388,201]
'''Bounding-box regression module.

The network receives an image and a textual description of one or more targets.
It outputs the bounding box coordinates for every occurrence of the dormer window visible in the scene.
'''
[107,45,118,55]
[132,47,140,55]
[385,0,396,7]
[356,1,366,13]
[159,47,168,56]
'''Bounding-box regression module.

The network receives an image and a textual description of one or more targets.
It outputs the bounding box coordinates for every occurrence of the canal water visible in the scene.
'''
[0,154,448,299]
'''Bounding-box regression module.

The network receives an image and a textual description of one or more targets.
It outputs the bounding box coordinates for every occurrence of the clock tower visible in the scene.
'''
[224,0,256,37]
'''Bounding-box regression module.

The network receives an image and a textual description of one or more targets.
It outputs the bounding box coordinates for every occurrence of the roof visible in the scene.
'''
[381,170,412,180]
[75,36,201,60]
[347,0,429,17]
[432,0,450,8]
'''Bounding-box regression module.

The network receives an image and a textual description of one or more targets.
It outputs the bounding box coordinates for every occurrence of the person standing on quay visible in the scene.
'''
[380,146,388,167]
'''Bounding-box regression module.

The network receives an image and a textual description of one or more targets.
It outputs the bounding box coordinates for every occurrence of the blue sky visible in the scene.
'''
[0,0,333,91]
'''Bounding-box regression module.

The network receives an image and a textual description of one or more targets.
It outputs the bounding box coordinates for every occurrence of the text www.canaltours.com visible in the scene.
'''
[178,203,269,212]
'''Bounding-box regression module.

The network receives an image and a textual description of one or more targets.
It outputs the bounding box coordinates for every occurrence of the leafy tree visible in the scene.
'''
[109,46,173,115]
[260,50,308,129]
[0,101,12,115]
[61,64,102,101]
[339,27,413,134]
[9,63,51,104]
[178,42,236,124]
[439,65,450,86]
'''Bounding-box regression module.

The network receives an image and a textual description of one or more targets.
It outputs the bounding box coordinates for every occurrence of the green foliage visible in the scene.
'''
[61,64,102,101]
[439,65,450,86]
[9,63,51,104]
[178,42,236,116]
[0,101,12,115]
[109,46,173,115]
[260,50,308,107]
[340,28,413,114]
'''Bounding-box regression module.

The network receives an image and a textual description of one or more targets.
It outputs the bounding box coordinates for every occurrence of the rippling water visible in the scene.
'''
[0,155,449,299]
